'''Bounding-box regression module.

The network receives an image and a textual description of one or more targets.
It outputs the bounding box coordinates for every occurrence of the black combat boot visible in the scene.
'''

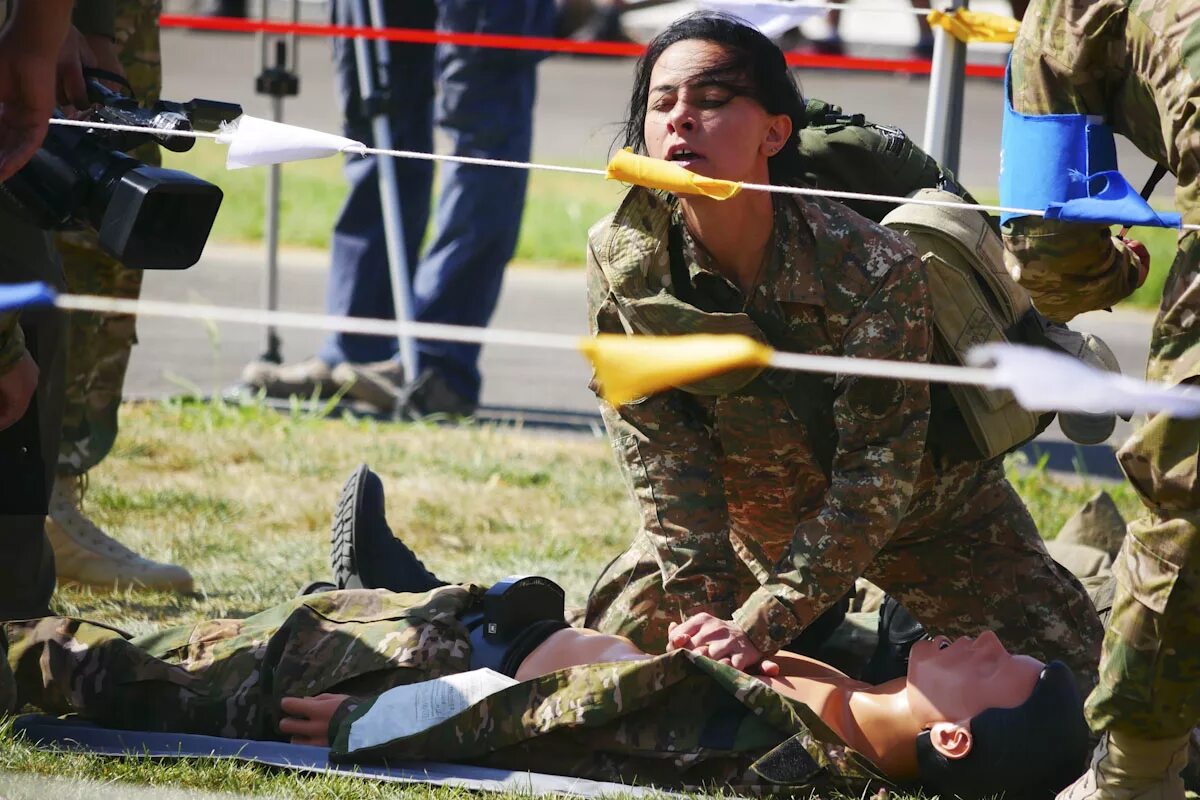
[330,464,448,593]
[862,594,928,684]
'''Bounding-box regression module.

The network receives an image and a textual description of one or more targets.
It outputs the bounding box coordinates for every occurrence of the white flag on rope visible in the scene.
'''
[695,0,827,38]
[217,115,363,169]
[969,343,1200,418]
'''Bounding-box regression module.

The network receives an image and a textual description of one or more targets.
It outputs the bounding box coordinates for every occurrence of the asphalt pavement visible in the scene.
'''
[126,28,1162,472]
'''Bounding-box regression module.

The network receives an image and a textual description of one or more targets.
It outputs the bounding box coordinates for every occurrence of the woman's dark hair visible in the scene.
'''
[619,12,807,185]
[915,661,1091,800]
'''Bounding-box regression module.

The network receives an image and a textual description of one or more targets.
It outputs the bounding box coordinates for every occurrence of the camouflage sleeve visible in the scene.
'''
[586,242,743,617]
[733,255,932,656]
[0,313,27,376]
[1003,217,1143,323]
[73,0,118,39]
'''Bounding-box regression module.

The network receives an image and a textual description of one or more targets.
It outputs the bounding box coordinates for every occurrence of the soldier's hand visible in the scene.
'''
[279,693,350,746]
[0,351,38,431]
[668,613,780,676]
[1126,239,1151,289]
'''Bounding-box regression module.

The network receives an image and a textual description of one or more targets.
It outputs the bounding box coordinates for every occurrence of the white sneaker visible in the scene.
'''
[46,475,195,593]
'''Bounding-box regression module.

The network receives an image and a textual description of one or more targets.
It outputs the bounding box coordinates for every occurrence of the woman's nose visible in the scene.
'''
[666,104,695,134]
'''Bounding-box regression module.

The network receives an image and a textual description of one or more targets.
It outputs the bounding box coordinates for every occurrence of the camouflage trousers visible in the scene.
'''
[5,586,482,739]
[586,459,1104,694]
[1089,227,1200,739]
[56,0,162,476]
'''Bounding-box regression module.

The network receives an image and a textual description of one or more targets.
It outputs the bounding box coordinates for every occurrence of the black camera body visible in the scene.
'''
[0,83,241,270]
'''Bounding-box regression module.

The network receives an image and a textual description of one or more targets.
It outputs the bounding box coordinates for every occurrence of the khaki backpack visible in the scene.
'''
[881,189,1051,461]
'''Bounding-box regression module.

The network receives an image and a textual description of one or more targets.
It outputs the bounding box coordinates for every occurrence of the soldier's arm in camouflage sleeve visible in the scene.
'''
[0,313,27,376]
[587,241,743,616]
[1003,217,1144,323]
[732,255,933,656]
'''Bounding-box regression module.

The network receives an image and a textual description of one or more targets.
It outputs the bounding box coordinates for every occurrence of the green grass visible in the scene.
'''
[0,399,1148,798]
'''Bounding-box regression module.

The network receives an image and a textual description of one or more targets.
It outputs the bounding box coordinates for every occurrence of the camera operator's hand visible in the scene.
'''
[0,0,75,181]
[55,27,97,112]
[55,29,125,115]
[0,351,38,431]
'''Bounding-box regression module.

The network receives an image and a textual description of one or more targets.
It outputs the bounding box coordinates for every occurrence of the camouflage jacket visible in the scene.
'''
[1005,0,1200,321]
[587,187,932,655]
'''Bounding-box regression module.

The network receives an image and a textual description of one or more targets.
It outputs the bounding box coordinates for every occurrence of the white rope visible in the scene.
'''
[53,292,1004,389]
[339,144,607,178]
[48,117,1198,230]
[49,118,222,139]
[703,0,934,15]
[55,293,582,352]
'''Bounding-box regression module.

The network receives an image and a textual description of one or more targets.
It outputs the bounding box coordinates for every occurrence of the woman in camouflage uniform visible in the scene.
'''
[582,13,1103,690]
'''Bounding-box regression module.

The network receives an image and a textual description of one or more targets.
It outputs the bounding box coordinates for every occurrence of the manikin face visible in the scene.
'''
[643,39,791,183]
[905,630,1044,728]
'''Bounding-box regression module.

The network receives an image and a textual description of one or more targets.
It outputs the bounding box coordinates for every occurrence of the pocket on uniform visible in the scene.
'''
[1112,521,1183,616]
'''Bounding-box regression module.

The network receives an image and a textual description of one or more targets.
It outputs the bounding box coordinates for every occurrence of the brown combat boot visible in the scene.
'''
[1057,732,1188,800]
[46,475,195,592]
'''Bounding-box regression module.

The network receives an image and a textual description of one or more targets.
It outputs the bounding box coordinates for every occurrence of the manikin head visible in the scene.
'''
[621,12,806,186]
[904,631,1090,799]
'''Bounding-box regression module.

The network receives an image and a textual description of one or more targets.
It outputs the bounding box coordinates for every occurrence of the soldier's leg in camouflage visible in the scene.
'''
[1059,231,1200,800]
[50,0,192,592]
[868,460,1103,692]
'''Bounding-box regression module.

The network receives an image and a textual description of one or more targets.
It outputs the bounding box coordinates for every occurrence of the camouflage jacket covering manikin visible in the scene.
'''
[5,585,888,795]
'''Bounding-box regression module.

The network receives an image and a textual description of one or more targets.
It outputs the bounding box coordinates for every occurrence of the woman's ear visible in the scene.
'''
[762,113,793,156]
[928,721,973,760]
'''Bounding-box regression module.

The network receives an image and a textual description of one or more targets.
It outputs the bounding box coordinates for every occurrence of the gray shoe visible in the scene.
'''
[1044,325,1121,445]
[331,360,405,414]
[396,369,477,421]
[240,357,342,400]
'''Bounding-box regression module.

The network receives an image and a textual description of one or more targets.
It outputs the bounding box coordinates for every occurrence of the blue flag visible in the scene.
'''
[0,282,58,313]
[999,64,1178,229]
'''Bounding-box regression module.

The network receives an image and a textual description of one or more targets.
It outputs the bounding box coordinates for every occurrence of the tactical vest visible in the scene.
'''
[798,101,1055,462]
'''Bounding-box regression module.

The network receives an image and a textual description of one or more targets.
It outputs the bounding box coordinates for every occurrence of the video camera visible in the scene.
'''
[0,79,242,270]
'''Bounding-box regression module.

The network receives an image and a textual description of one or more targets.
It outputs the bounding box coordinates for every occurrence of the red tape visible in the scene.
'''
[160,15,1004,79]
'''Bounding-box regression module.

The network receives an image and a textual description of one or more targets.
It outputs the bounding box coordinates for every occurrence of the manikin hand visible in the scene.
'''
[668,612,780,676]
[279,693,351,746]
[0,352,38,431]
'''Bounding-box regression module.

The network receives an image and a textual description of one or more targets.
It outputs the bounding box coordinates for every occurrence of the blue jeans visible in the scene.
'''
[319,0,555,404]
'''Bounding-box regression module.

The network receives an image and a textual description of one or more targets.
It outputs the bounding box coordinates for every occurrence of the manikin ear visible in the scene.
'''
[928,721,974,760]
[761,113,793,156]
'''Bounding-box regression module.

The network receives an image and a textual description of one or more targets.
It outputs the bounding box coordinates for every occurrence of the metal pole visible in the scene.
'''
[921,0,968,174]
[254,0,300,364]
[349,0,418,384]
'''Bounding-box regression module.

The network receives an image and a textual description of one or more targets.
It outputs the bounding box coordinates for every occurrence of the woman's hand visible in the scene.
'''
[279,693,350,746]
[668,612,780,676]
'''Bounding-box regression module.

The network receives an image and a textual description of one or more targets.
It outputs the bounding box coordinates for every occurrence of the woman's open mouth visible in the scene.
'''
[666,144,704,166]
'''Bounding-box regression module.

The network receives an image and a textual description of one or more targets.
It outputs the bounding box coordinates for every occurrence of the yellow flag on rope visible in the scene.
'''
[605,148,743,200]
[579,333,773,405]
[926,8,1019,44]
